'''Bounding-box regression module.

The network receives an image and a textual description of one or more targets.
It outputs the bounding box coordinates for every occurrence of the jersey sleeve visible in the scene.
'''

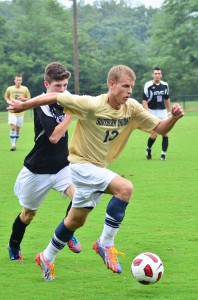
[164,83,170,100]
[132,101,160,132]
[35,107,57,138]
[142,81,151,101]
[57,93,96,119]
[4,87,10,100]
[25,87,31,99]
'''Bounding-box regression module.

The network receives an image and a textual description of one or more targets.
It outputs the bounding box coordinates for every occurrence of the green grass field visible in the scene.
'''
[0,110,197,300]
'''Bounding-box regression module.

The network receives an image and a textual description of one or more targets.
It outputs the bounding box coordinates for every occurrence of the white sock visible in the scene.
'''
[99,215,119,248]
[10,130,16,146]
[43,234,67,264]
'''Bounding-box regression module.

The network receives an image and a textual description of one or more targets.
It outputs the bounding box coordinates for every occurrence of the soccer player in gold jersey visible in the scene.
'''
[7,65,184,280]
[4,74,31,151]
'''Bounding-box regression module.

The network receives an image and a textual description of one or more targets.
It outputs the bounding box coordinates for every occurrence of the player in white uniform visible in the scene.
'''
[142,67,171,160]
[7,65,184,280]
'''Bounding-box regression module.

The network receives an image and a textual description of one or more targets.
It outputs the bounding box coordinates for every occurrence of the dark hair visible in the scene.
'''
[44,62,71,83]
[153,67,161,71]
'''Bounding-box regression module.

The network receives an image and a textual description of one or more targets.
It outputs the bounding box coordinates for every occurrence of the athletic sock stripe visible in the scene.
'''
[51,237,65,250]
[105,217,121,228]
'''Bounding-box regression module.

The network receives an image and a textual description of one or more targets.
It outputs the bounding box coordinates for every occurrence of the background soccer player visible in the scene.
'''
[4,74,31,151]
[142,67,171,160]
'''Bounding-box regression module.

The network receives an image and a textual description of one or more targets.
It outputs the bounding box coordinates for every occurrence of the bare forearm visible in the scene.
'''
[165,98,171,112]
[154,116,178,135]
[49,115,73,144]
[23,93,58,109]
[7,93,59,113]
[154,103,184,135]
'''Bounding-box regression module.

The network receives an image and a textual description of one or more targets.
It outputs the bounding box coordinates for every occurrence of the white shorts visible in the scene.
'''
[14,166,72,210]
[149,109,168,120]
[8,113,24,127]
[70,163,117,208]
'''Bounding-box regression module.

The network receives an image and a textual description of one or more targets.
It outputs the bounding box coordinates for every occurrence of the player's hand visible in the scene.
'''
[7,99,25,113]
[167,111,172,117]
[171,103,184,119]
[17,95,24,100]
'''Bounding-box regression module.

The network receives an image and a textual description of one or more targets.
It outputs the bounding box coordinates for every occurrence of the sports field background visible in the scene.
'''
[0,107,197,300]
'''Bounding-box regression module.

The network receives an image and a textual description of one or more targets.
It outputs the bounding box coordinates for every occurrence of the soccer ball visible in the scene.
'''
[131,252,164,285]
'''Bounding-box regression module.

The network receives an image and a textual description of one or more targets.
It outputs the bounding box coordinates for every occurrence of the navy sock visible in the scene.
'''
[147,137,156,149]
[105,196,128,228]
[9,214,28,249]
[162,136,168,152]
[54,219,74,243]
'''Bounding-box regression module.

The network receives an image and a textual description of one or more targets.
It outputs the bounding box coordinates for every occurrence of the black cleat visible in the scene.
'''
[146,148,152,160]
[161,154,166,161]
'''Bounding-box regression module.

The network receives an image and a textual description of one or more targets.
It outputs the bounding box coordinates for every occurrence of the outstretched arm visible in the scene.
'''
[154,103,184,135]
[7,93,59,113]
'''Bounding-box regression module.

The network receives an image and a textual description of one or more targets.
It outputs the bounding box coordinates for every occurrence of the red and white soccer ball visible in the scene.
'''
[131,252,164,285]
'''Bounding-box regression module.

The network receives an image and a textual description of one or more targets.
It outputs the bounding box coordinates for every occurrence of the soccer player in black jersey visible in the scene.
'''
[8,62,81,261]
[142,67,171,160]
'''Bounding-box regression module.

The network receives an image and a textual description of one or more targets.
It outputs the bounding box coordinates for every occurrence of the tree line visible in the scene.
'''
[0,0,197,110]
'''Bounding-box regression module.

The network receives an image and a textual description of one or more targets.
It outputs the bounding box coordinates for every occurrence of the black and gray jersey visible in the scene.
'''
[24,103,69,174]
[143,80,170,110]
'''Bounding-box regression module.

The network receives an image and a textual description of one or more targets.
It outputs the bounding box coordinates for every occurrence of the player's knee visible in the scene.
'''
[151,132,158,139]
[21,210,37,224]
[117,180,134,201]
[124,181,133,198]
[69,219,86,230]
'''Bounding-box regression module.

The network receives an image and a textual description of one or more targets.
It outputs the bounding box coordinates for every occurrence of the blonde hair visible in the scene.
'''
[107,65,136,85]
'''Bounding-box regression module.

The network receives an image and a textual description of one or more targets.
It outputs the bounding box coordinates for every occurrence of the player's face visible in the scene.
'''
[14,76,22,87]
[44,79,68,93]
[153,70,162,83]
[108,75,134,109]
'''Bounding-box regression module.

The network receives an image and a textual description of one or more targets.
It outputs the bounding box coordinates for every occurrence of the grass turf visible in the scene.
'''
[0,110,197,299]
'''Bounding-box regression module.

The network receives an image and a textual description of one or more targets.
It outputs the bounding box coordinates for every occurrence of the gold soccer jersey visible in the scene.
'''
[4,85,31,116]
[57,93,160,167]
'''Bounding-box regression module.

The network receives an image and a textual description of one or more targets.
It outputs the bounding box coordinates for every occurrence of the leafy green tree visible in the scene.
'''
[2,0,196,109]
[77,1,156,98]
[145,0,198,99]
[0,0,74,109]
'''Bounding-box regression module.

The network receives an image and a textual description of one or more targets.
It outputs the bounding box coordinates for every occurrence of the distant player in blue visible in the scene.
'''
[8,62,81,261]
[142,67,171,160]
